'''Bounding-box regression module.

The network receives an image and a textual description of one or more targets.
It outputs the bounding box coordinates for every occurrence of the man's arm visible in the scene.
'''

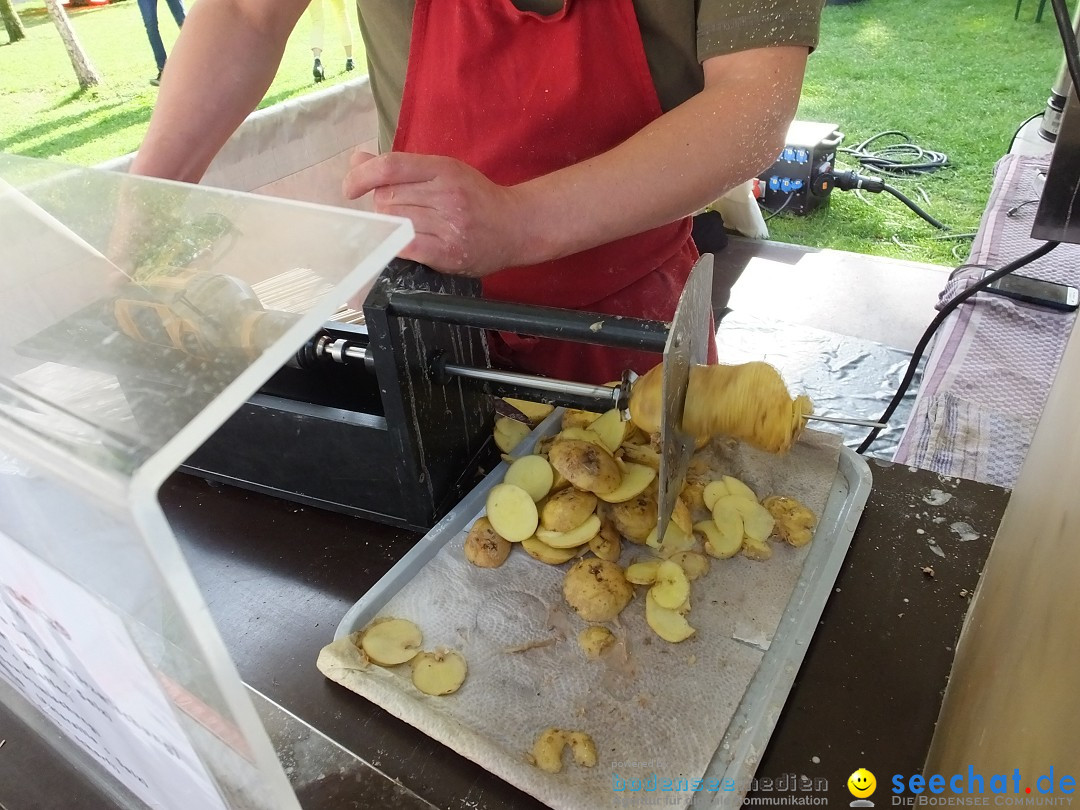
[343,45,809,277]
[130,0,310,182]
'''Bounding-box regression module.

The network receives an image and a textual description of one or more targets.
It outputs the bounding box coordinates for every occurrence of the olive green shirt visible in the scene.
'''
[356,0,823,151]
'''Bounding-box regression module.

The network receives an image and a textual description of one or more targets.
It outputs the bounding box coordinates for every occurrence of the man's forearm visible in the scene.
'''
[510,46,808,266]
[130,0,308,182]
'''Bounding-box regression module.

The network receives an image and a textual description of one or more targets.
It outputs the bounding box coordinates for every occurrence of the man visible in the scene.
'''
[131,0,822,383]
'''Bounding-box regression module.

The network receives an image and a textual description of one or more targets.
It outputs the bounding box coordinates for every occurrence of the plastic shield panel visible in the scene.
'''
[0,154,413,809]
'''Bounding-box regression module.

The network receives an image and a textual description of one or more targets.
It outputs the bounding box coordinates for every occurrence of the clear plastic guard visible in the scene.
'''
[0,153,413,809]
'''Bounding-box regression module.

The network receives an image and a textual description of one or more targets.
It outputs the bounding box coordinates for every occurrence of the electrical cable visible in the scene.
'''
[879,183,950,230]
[829,169,952,230]
[761,192,795,222]
[839,131,950,177]
[856,241,1060,453]
[1050,0,1080,101]
[1008,111,1044,153]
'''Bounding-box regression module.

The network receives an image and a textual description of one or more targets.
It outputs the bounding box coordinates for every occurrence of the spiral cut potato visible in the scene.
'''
[628,361,813,454]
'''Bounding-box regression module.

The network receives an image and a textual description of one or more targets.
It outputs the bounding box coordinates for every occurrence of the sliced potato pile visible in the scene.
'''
[468,400,819,656]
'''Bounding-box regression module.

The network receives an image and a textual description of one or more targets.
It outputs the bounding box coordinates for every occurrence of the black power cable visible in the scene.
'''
[830,169,950,230]
[856,241,1060,454]
[839,131,950,177]
[879,184,950,230]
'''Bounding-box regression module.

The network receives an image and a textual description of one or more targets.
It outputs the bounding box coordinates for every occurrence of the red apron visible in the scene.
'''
[392,0,716,384]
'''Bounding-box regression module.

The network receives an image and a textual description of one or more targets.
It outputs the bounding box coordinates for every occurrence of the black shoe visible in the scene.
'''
[150,70,162,87]
[345,57,355,72]
[313,58,325,83]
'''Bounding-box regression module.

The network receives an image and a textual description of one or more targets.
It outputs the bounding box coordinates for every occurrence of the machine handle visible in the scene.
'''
[386,291,670,353]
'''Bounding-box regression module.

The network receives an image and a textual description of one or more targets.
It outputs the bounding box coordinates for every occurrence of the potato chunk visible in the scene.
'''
[763,495,817,547]
[562,559,633,622]
[540,487,598,533]
[578,626,616,658]
[463,517,512,568]
[548,439,622,495]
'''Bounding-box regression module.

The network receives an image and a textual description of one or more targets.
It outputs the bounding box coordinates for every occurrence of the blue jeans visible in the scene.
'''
[137,0,186,73]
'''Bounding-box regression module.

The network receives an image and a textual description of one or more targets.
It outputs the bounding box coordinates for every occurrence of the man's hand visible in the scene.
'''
[343,151,526,277]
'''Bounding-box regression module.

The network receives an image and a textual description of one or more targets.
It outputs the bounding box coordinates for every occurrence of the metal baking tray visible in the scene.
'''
[335,412,872,805]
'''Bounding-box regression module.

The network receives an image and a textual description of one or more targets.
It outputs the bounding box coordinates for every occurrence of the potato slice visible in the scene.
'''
[646,520,688,551]
[487,483,539,542]
[556,426,607,448]
[672,496,693,537]
[561,409,599,430]
[695,519,741,560]
[522,536,580,565]
[596,461,656,504]
[740,501,776,543]
[536,514,601,549]
[531,728,568,773]
[567,732,598,767]
[618,443,660,470]
[361,618,423,666]
[578,626,615,658]
[494,417,531,454]
[504,455,554,503]
[645,590,695,643]
[589,409,630,453]
[742,538,773,561]
[540,488,598,533]
[501,397,554,424]
[464,517,512,568]
[548,439,621,495]
[588,529,621,562]
[625,559,663,585]
[563,559,633,622]
[702,480,729,512]
[670,551,710,580]
[712,494,775,543]
[651,561,690,610]
[722,475,758,502]
[411,649,467,696]
[680,479,706,512]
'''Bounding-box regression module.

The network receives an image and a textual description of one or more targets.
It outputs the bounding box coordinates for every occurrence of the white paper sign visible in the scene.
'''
[0,529,228,810]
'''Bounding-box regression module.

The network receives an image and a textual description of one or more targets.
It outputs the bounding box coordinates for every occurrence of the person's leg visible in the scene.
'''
[308,0,325,81]
[328,0,353,65]
[136,0,167,77]
[163,0,185,29]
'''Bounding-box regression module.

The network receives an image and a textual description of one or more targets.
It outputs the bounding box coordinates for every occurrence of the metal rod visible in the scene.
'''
[338,342,621,410]
[387,290,670,352]
[441,362,621,408]
[806,413,888,429]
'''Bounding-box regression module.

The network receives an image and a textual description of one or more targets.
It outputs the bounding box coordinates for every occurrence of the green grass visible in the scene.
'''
[0,0,1065,264]
[766,0,1063,265]
[0,0,363,165]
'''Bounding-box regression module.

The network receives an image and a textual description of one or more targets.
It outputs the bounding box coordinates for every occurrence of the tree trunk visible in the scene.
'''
[1,0,27,43]
[43,0,102,90]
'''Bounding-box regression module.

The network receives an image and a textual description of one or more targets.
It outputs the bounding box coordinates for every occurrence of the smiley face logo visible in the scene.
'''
[848,768,877,799]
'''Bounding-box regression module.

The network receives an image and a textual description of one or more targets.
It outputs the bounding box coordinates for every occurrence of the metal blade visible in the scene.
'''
[657,253,714,539]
